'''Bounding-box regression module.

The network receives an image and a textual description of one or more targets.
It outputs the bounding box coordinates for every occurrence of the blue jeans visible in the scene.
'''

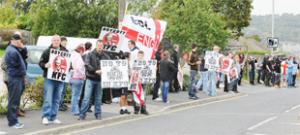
[160,81,170,103]
[287,72,293,87]
[59,83,68,107]
[196,71,208,93]
[70,79,84,115]
[42,78,64,121]
[188,70,198,97]
[7,76,24,126]
[80,79,102,118]
[207,71,217,96]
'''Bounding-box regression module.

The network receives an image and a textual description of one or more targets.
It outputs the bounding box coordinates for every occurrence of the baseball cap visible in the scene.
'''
[11,34,22,40]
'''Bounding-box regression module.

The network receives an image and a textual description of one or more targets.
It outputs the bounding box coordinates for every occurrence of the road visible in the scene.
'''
[70,84,300,135]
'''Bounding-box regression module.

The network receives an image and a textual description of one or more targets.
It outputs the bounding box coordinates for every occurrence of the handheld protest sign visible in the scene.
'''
[47,49,71,82]
[204,51,221,71]
[99,27,126,52]
[219,57,234,74]
[101,60,129,88]
[131,60,157,84]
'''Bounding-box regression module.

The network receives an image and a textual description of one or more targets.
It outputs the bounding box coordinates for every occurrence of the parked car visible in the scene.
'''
[26,45,47,83]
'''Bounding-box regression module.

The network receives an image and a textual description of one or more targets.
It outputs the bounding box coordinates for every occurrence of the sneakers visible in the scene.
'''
[189,96,199,100]
[42,118,61,124]
[120,109,131,115]
[154,98,162,102]
[140,110,149,115]
[52,119,62,124]
[11,123,24,129]
[42,117,50,125]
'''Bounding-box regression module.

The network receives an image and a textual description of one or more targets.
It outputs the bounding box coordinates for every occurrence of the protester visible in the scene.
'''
[292,57,299,87]
[256,58,263,84]
[238,53,245,86]
[59,36,69,112]
[188,44,200,99]
[4,34,27,128]
[248,56,256,85]
[222,52,234,92]
[273,57,281,88]
[70,44,86,116]
[78,42,94,112]
[131,50,149,115]
[39,35,68,125]
[119,52,131,115]
[196,53,208,92]
[265,57,273,87]
[179,52,190,91]
[280,58,288,88]
[160,51,178,103]
[170,44,181,92]
[206,46,221,96]
[152,47,164,101]
[79,40,109,120]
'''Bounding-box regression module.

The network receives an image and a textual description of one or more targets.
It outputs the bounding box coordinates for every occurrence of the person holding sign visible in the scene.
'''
[79,40,110,120]
[39,35,68,125]
[205,46,221,97]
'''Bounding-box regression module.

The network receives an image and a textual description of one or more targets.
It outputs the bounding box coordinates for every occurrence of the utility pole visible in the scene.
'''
[271,0,275,54]
[118,0,127,29]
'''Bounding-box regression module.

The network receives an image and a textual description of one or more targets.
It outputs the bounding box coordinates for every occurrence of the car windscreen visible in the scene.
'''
[27,49,43,64]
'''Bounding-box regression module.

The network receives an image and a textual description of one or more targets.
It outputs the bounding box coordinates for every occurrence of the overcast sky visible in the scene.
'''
[252,0,300,15]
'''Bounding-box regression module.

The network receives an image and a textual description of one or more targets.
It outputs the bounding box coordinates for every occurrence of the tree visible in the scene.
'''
[29,0,118,38]
[126,0,157,15]
[153,0,229,52]
[211,0,253,38]
[0,0,18,29]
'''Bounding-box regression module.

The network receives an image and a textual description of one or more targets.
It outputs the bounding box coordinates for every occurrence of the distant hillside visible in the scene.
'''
[244,14,300,43]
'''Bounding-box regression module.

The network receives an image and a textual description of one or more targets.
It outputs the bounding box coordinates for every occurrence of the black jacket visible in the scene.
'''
[85,49,111,81]
[170,50,179,68]
[189,51,198,71]
[159,59,178,81]
[39,45,68,77]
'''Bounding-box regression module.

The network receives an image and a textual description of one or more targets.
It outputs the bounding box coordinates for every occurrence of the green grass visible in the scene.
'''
[0,49,5,57]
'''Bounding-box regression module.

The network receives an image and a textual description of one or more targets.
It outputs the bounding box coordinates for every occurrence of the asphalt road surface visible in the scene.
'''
[70,84,300,135]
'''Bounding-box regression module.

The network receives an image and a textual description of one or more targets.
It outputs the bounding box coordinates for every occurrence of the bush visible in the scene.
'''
[0,95,8,115]
[21,76,44,109]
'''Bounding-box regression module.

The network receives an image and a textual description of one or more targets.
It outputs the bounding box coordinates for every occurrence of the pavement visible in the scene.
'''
[70,83,300,135]
[0,86,245,135]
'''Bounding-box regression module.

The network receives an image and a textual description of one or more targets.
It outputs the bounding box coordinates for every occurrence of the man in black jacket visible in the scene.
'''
[39,35,68,125]
[170,45,181,92]
[79,40,110,120]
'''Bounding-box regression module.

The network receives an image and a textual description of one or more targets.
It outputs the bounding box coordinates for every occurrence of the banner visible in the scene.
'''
[219,57,233,74]
[120,15,167,59]
[98,27,126,52]
[204,51,221,71]
[47,49,71,82]
[101,60,129,88]
[130,60,157,84]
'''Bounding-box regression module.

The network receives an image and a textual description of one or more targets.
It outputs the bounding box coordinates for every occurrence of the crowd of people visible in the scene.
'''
[3,33,299,129]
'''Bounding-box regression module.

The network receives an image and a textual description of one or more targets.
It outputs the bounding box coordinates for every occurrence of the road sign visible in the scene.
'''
[267,37,279,48]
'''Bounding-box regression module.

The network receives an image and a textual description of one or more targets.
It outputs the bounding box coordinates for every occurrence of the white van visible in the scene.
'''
[36,36,98,51]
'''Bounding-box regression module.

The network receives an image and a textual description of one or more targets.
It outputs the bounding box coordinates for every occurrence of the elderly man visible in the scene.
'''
[4,34,27,128]
[39,35,68,125]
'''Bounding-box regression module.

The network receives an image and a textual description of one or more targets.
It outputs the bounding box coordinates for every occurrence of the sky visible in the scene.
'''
[252,0,300,15]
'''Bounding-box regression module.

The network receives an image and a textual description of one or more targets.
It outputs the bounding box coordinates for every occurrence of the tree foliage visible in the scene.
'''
[154,0,230,52]
[211,0,252,38]
[29,0,118,38]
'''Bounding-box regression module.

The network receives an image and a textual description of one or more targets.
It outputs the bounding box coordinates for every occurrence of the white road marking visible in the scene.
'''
[0,131,7,135]
[285,104,300,113]
[247,116,278,131]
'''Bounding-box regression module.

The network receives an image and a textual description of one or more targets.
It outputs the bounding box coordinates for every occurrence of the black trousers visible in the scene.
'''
[249,70,255,85]
[152,72,160,100]
[224,75,228,92]
[170,72,181,92]
[292,75,297,86]
[257,69,262,83]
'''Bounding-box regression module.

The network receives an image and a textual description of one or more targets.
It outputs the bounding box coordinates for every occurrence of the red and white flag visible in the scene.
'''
[133,82,145,105]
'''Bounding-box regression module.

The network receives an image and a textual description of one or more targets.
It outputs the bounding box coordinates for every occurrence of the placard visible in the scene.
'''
[47,49,71,82]
[204,51,221,71]
[99,27,126,52]
[101,60,129,88]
